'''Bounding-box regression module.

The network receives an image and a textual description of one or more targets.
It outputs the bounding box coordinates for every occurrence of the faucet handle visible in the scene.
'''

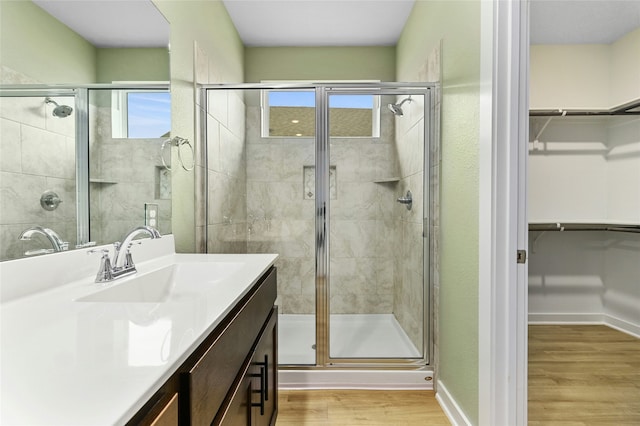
[124,251,134,269]
[87,248,110,256]
[123,241,141,269]
[87,248,113,283]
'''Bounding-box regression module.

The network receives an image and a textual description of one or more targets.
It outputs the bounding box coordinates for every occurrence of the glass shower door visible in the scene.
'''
[204,87,318,366]
[325,89,429,361]
[201,84,433,367]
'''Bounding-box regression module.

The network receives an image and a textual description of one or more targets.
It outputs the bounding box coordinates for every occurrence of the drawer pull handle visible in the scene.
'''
[263,355,269,401]
[253,355,269,401]
[250,365,265,415]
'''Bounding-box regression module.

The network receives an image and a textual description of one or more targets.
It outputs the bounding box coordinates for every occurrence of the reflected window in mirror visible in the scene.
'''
[111,89,171,139]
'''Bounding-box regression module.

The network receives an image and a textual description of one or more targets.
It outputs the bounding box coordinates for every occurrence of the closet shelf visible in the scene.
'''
[529,99,640,117]
[529,223,640,234]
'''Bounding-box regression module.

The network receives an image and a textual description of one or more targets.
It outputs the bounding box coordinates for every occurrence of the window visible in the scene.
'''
[328,94,380,137]
[261,90,380,138]
[112,90,171,139]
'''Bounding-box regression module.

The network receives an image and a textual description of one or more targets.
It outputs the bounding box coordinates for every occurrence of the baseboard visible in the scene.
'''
[278,369,434,390]
[605,315,640,338]
[529,313,640,338]
[435,380,472,426]
[528,313,604,324]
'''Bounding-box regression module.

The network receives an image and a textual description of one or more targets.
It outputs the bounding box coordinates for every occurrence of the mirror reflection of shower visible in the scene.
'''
[387,96,412,116]
[45,97,73,118]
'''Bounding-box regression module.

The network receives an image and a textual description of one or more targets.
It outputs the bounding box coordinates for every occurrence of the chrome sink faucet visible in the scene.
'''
[19,226,68,254]
[113,226,161,269]
[87,226,161,283]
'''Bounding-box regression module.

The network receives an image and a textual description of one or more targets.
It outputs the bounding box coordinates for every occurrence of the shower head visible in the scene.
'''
[45,98,73,118]
[387,96,412,117]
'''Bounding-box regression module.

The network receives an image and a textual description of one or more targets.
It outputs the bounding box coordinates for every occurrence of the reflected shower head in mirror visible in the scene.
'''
[45,97,73,118]
[387,96,412,116]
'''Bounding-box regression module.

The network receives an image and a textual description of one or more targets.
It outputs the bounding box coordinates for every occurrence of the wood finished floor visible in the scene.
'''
[275,390,450,426]
[529,324,640,425]
[275,325,639,425]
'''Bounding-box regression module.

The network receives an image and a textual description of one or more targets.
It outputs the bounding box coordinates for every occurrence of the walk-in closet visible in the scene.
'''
[527,5,640,423]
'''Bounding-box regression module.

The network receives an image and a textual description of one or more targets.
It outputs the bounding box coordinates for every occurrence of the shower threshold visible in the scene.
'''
[278,314,432,389]
[278,313,422,364]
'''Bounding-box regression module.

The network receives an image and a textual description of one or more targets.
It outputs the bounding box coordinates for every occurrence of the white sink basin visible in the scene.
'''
[76,261,244,303]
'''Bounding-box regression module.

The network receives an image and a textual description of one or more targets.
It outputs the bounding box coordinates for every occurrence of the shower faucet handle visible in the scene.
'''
[397,190,413,211]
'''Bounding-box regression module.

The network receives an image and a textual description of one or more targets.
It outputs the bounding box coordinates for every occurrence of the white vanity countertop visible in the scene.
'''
[0,241,277,425]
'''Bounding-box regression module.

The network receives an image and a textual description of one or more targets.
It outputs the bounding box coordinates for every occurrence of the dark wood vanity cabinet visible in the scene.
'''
[217,309,278,426]
[128,267,277,426]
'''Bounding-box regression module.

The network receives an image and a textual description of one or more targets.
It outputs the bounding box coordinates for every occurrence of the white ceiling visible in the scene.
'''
[222,0,416,46]
[31,0,640,48]
[530,0,640,44]
[32,0,169,48]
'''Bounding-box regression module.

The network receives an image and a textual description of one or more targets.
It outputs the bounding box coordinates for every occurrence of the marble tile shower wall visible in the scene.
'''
[193,43,247,255]
[0,95,77,260]
[245,104,400,315]
[89,95,172,245]
[392,45,442,355]
[393,94,427,351]
[205,89,248,253]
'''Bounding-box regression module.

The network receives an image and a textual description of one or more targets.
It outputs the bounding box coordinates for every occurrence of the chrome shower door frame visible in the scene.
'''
[199,82,437,369]
[317,84,435,368]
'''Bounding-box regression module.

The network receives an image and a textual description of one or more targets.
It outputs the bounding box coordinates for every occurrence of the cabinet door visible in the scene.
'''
[219,373,253,426]
[251,308,278,426]
[187,268,277,425]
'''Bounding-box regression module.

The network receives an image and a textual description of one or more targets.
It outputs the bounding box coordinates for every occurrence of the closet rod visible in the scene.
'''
[529,99,640,117]
[529,223,640,233]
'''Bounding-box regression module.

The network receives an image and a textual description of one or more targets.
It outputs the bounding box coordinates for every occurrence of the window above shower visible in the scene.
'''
[261,90,381,138]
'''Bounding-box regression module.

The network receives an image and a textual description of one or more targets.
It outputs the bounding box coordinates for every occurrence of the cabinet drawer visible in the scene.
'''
[150,393,178,426]
[186,267,276,425]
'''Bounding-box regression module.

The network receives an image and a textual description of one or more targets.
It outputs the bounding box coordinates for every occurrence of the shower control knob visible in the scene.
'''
[40,190,63,211]
[397,190,413,211]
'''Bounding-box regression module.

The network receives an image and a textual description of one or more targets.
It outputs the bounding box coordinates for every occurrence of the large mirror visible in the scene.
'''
[0,0,170,261]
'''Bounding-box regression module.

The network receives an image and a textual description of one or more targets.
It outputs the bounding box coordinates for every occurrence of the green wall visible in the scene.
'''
[245,46,395,82]
[96,48,169,83]
[153,0,244,253]
[397,1,481,423]
[0,2,169,84]
[0,0,96,83]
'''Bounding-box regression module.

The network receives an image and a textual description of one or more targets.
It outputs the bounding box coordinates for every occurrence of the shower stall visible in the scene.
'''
[199,82,438,375]
[0,84,171,260]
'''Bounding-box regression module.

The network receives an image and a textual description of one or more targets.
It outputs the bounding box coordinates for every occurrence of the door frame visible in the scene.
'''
[478,0,529,425]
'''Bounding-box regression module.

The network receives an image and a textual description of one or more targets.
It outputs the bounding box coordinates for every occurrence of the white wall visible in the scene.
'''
[606,117,640,223]
[530,28,640,110]
[528,116,640,224]
[603,233,640,335]
[610,29,640,108]
[528,117,608,223]
[528,232,606,321]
